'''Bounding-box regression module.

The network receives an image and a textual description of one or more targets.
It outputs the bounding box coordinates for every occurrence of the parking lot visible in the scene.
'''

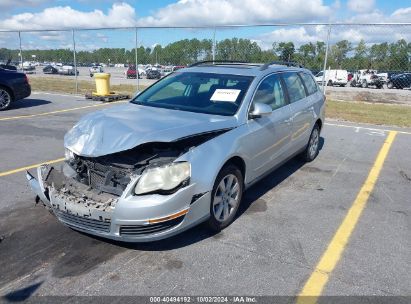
[0,93,410,300]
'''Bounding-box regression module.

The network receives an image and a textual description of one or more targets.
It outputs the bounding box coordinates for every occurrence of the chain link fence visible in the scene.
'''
[1,23,410,96]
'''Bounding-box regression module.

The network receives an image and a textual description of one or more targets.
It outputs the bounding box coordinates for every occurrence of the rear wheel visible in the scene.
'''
[0,87,12,111]
[387,82,393,89]
[361,80,368,88]
[300,124,320,162]
[207,165,243,231]
[327,80,333,87]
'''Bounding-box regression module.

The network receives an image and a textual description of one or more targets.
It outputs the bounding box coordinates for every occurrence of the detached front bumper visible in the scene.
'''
[26,166,210,242]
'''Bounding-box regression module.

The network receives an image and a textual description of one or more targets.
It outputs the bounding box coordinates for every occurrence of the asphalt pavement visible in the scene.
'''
[0,93,410,300]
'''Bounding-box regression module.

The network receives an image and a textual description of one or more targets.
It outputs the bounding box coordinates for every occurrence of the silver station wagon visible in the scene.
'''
[27,61,325,242]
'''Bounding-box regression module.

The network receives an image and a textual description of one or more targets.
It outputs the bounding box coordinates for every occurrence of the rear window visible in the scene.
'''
[299,72,318,95]
[282,72,307,103]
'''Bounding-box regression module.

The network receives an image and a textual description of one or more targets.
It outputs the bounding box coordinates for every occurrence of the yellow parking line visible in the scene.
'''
[296,131,397,304]
[0,100,126,122]
[0,158,65,178]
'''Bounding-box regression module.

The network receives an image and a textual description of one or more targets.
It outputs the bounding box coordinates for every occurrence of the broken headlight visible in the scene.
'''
[134,162,190,195]
[64,148,75,161]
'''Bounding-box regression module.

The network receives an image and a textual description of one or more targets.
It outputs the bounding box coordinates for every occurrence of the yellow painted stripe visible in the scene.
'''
[0,158,65,177]
[296,131,397,304]
[0,100,126,122]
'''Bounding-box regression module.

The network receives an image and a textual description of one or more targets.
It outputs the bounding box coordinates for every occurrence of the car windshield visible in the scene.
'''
[131,72,253,116]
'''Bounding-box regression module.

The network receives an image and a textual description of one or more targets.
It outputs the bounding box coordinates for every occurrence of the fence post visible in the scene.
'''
[18,31,23,72]
[321,24,332,93]
[135,27,139,92]
[212,26,216,62]
[72,29,78,95]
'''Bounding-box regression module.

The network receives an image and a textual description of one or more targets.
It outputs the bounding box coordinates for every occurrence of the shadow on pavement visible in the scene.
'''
[3,281,43,302]
[9,99,51,110]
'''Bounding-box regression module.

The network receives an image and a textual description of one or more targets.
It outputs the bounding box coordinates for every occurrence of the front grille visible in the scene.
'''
[55,210,111,233]
[120,216,184,236]
[88,169,106,189]
[74,158,130,196]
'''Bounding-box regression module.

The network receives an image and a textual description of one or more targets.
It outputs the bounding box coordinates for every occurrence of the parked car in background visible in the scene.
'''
[172,66,186,72]
[146,69,161,79]
[0,68,31,110]
[43,65,58,74]
[58,65,79,76]
[27,60,324,242]
[162,67,173,77]
[89,65,103,77]
[126,65,141,79]
[0,64,17,71]
[314,69,348,87]
[387,73,411,89]
[351,69,383,89]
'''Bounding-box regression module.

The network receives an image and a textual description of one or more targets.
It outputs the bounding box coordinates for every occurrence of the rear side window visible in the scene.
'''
[282,72,307,103]
[299,72,318,95]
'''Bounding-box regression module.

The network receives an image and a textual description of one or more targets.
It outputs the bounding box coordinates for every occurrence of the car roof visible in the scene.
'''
[179,64,308,77]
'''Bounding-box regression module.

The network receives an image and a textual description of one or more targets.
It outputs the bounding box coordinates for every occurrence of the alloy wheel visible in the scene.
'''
[212,174,240,222]
[309,128,320,159]
[0,89,11,110]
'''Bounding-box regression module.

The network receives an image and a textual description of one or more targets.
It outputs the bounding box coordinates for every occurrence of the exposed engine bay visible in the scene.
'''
[48,129,230,201]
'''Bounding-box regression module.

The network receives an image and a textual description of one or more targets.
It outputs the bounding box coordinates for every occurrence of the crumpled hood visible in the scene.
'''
[64,103,239,157]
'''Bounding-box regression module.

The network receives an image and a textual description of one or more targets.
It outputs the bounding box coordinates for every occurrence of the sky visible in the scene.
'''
[0,0,410,51]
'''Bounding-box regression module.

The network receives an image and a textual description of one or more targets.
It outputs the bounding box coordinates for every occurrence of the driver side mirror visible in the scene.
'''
[249,102,272,119]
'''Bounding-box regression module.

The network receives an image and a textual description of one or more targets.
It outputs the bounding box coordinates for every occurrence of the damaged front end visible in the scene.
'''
[26,130,227,241]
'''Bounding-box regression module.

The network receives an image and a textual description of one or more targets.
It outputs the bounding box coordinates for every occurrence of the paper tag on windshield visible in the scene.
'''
[210,89,241,102]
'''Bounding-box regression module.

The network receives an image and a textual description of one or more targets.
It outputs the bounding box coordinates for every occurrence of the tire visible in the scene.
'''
[300,124,320,162]
[327,80,333,87]
[361,80,368,88]
[207,164,244,231]
[0,87,13,111]
[387,82,393,89]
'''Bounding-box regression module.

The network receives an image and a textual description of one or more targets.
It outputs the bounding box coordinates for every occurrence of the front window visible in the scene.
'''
[132,72,254,116]
[252,74,287,111]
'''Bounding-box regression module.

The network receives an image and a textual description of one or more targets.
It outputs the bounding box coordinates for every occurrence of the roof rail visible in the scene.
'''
[260,61,304,70]
[189,60,251,67]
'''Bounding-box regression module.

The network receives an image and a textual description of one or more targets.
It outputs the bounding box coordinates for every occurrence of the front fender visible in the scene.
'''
[176,125,250,194]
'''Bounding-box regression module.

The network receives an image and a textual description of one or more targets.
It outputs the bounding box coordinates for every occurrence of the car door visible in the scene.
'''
[242,73,293,182]
[281,72,313,154]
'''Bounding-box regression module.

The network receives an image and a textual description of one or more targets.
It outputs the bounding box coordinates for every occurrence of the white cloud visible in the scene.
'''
[253,21,411,51]
[254,27,324,49]
[0,3,136,31]
[347,0,375,14]
[96,33,108,42]
[390,7,411,22]
[138,0,332,26]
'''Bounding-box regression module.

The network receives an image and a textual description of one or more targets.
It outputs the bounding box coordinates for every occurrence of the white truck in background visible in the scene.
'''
[314,69,348,87]
[350,69,384,89]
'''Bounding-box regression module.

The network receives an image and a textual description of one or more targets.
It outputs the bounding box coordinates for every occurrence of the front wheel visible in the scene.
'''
[387,82,393,89]
[300,124,320,162]
[207,165,243,231]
